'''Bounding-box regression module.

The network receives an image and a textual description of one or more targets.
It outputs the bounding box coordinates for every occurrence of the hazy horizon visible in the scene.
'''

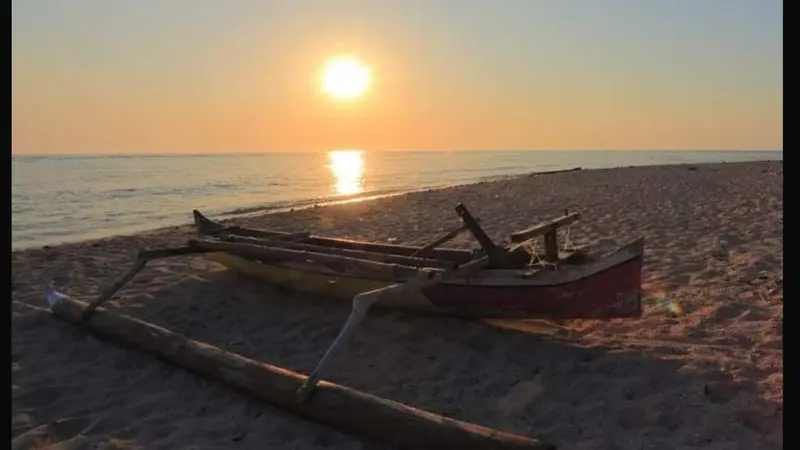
[12,148,784,158]
[13,1,782,155]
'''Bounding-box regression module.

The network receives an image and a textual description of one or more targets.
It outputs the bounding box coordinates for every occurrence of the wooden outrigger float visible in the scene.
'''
[45,203,644,449]
[41,294,554,449]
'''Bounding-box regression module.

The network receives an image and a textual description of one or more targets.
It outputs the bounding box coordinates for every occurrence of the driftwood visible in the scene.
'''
[189,239,433,281]
[531,167,582,176]
[81,246,213,320]
[47,294,554,450]
[217,235,457,270]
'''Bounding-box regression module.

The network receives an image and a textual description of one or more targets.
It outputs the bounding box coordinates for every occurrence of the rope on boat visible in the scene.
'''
[560,225,577,252]
[296,271,440,401]
[559,208,578,253]
[519,221,577,268]
[521,238,546,267]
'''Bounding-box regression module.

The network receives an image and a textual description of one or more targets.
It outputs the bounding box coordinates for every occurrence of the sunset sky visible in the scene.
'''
[12,0,782,154]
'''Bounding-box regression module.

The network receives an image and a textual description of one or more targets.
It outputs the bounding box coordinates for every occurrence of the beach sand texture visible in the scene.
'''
[12,161,782,450]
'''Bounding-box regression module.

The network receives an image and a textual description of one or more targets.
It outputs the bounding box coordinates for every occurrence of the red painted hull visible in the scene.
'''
[422,257,643,319]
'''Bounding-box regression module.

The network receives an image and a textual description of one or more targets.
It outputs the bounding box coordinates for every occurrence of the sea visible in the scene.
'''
[12,150,782,250]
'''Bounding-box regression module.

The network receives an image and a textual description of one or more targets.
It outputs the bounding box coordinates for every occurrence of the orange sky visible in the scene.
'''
[12,1,782,154]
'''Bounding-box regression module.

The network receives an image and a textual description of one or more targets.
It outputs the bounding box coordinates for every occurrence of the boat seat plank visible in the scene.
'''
[509,213,581,243]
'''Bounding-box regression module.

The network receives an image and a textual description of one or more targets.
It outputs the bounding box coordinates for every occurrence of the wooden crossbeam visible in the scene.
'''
[509,212,581,243]
[454,204,513,269]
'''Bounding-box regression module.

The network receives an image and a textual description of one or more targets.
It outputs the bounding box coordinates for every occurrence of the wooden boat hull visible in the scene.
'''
[421,256,642,319]
[204,240,644,319]
[207,251,393,300]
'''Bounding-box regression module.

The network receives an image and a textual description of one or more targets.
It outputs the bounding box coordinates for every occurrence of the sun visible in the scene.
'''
[320,56,371,100]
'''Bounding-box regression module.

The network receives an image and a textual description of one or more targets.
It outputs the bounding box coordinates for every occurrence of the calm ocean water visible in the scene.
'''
[12,150,781,250]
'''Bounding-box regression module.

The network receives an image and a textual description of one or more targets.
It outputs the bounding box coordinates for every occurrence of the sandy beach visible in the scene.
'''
[12,161,782,449]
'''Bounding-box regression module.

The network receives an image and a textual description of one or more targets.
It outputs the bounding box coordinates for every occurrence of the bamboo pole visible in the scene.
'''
[306,236,474,263]
[188,239,432,280]
[410,224,470,258]
[45,291,554,450]
[192,210,474,262]
[217,235,458,269]
[80,246,213,320]
[296,257,491,400]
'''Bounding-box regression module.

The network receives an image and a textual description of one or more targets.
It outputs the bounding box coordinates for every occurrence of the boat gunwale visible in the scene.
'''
[203,237,644,288]
[193,209,476,263]
[191,209,644,288]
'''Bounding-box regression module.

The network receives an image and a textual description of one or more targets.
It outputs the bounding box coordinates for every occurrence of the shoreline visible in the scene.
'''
[11,160,776,252]
[11,165,585,252]
[12,159,782,449]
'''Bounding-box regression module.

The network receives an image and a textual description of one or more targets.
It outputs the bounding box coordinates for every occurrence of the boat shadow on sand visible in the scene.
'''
[19,263,779,450]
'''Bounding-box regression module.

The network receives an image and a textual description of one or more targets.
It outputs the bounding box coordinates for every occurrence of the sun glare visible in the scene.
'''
[321,56,371,100]
[328,150,364,195]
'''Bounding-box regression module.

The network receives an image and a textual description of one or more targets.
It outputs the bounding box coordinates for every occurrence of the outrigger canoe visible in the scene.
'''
[50,202,646,408]
[187,204,644,320]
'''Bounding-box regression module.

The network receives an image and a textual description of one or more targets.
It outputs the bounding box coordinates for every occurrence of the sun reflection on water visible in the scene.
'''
[327,150,364,196]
